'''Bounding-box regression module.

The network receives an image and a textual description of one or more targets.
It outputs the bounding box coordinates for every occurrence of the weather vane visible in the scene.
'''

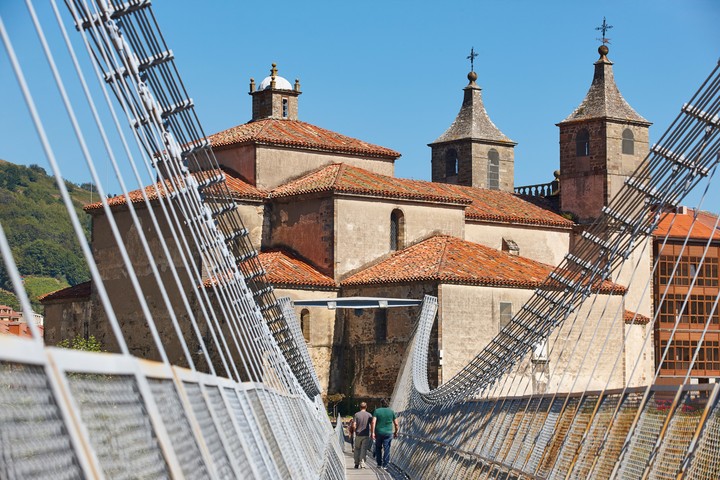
[467,47,478,72]
[595,16,613,44]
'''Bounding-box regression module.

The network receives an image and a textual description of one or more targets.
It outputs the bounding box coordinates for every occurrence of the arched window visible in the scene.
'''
[390,209,405,251]
[487,149,500,190]
[300,309,310,342]
[576,129,590,156]
[622,128,634,155]
[445,149,458,178]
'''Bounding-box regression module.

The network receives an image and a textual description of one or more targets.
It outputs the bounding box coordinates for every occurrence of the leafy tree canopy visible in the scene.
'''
[0,159,93,301]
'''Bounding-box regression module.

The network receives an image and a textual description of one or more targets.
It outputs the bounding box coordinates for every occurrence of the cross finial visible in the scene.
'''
[467,47,479,72]
[595,17,613,44]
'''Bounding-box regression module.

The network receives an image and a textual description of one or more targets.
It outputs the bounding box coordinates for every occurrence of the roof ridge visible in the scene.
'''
[332,163,347,189]
[209,118,401,158]
[435,235,453,278]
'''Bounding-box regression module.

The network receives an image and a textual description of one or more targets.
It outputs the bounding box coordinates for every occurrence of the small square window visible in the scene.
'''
[499,302,513,329]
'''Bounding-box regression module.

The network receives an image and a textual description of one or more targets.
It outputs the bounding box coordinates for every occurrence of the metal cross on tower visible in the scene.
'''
[467,47,479,71]
[595,16,613,44]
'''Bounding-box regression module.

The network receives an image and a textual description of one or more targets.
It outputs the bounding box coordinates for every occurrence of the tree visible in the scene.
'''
[57,334,103,352]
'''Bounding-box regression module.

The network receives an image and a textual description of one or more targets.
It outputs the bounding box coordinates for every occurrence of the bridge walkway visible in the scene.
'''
[341,435,398,479]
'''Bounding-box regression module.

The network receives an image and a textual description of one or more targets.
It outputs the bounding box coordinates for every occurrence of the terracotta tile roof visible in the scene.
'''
[215,168,267,200]
[271,163,470,205]
[201,270,238,289]
[431,183,573,227]
[207,118,400,159]
[625,310,651,325]
[653,209,720,241]
[271,163,572,227]
[84,168,266,211]
[0,320,42,338]
[39,281,91,302]
[342,235,623,294]
[256,250,336,289]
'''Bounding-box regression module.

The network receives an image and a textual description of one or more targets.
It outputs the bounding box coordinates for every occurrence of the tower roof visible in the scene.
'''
[559,45,650,125]
[431,71,515,146]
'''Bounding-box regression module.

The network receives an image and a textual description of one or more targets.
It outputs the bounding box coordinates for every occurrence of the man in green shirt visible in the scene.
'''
[370,399,399,469]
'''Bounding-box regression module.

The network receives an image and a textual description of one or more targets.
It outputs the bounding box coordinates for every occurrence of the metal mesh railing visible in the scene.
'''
[0,343,342,479]
[0,1,342,478]
[0,361,84,480]
[67,374,170,479]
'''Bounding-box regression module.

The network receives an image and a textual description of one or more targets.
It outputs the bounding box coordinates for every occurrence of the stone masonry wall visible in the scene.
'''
[273,288,338,394]
[267,196,334,277]
[255,147,395,190]
[335,197,465,280]
[335,283,439,402]
[464,222,570,267]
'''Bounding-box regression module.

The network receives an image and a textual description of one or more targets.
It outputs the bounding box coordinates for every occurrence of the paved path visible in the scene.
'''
[341,437,400,479]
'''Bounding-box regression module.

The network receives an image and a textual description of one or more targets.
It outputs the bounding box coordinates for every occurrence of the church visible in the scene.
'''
[42,45,656,403]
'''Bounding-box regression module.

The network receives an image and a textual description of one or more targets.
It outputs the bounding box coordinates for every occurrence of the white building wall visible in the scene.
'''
[465,221,571,267]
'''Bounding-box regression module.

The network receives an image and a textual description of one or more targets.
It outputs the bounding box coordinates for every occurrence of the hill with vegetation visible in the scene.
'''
[0,159,94,312]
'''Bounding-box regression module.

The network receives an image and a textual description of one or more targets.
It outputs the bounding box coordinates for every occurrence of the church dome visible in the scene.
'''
[258,75,293,91]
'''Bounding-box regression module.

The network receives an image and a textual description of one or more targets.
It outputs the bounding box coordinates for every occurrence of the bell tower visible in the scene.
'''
[249,63,301,121]
[430,53,516,191]
[557,45,651,223]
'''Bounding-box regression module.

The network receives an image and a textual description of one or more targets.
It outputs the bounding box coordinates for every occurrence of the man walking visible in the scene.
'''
[352,402,373,469]
[370,399,399,470]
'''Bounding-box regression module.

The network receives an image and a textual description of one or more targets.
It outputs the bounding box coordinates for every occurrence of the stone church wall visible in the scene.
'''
[234,202,265,250]
[335,197,465,279]
[489,294,626,397]
[267,196,335,277]
[74,206,255,380]
[464,222,571,267]
[273,288,338,394]
[213,145,256,185]
[257,147,394,190]
[335,283,438,402]
[439,283,535,383]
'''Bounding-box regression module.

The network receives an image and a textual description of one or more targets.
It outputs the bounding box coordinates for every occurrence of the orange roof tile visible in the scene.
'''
[653,210,720,241]
[256,250,336,289]
[271,163,471,205]
[625,310,651,325]
[342,235,623,294]
[271,163,572,227]
[39,281,91,302]
[432,183,572,227]
[0,320,41,338]
[84,168,266,211]
[207,118,400,159]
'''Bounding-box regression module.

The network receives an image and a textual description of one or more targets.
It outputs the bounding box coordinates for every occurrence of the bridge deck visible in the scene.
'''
[342,439,397,479]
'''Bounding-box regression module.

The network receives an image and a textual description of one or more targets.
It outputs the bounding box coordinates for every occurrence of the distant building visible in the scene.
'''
[42,47,656,401]
[0,304,43,338]
[653,208,720,384]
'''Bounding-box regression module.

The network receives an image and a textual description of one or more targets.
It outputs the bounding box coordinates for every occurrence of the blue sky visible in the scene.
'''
[1,1,719,211]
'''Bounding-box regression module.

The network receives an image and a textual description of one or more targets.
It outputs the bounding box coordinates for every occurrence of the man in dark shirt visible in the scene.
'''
[371,399,399,469]
[352,402,373,468]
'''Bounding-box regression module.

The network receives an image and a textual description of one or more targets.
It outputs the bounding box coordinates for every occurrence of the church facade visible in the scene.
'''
[42,47,656,402]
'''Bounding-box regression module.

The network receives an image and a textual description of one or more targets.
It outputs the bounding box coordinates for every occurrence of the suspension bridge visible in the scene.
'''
[1,1,719,479]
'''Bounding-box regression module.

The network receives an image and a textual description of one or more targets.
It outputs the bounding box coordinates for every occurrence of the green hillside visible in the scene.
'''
[0,159,93,312]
